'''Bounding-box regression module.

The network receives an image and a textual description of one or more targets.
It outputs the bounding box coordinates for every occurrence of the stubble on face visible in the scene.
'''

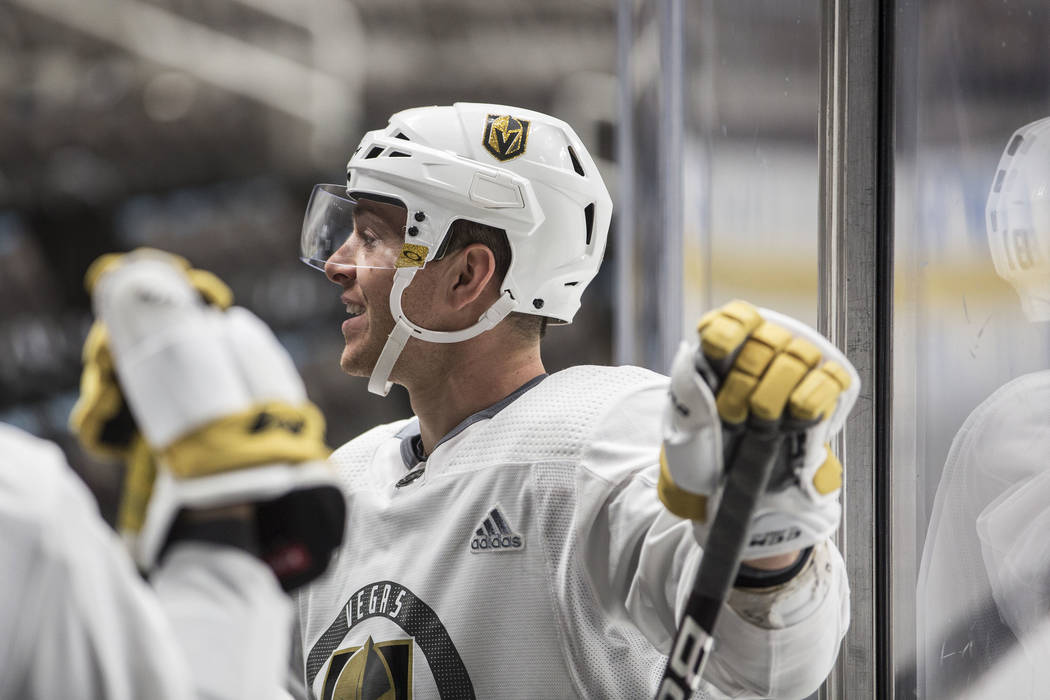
[339,263,446,384]
[339,269,396,378]
[331,196,466,386]
[334,197,407,378]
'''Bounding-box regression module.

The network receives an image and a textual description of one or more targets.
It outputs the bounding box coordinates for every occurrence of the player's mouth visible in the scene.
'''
[342,300,367,334]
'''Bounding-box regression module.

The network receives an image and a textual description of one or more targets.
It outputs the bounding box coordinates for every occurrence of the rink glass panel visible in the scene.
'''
[891,1,1050,696]
[681,1,822,339]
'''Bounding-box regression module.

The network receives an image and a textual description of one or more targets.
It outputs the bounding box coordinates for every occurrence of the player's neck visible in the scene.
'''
[405,337,544,455]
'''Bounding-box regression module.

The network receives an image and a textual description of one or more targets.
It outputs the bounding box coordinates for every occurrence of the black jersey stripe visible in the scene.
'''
[489,508,513,535]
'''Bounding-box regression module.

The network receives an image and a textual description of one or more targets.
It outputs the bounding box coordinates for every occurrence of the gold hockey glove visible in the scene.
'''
[71,248,345,590]
[658,300,859,558]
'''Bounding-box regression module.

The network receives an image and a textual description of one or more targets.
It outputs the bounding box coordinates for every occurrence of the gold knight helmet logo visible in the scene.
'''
[483,114,530,161]
[328,637,413,700]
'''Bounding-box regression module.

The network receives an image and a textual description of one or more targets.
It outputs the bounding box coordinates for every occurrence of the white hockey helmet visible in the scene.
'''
[986,116,1050,322]
[301,103,612,395]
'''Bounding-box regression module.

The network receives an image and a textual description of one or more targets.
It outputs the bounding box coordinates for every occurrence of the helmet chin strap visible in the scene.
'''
[367,268,518,396]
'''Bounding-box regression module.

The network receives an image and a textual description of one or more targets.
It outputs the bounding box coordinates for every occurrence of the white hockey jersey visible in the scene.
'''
[293,366,848,699]
[918,371,1050,698]
[0,423,292,700]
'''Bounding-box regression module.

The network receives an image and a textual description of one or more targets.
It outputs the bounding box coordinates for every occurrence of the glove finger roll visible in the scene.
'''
[747,335,822,422]
[733,322,792,376]
[716,370,758,425]
[789,363,850,421]
[698,300,763,361]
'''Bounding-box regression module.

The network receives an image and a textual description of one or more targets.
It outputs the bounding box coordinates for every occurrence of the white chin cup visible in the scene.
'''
[367,268,518,396]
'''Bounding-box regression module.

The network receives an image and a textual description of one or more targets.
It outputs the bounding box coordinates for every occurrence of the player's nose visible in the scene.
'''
[324,255,358,286]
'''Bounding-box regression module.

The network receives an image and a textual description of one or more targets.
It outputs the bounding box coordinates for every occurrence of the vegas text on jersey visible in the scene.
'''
[307,580,474,699]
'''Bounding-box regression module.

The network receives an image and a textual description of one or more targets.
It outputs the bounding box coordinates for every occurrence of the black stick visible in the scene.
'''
[655,422,785,699]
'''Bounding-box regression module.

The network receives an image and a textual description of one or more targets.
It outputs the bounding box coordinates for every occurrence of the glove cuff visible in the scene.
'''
[134,461,342,573]
[162,510,262,561]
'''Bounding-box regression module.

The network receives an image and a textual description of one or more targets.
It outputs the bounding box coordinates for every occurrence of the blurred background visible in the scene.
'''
[2,0,1048,696]
[0,0,825,519]
[0,0,625,519]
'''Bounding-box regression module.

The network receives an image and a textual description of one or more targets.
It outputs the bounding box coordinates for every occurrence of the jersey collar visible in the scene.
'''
[396,374,548,470]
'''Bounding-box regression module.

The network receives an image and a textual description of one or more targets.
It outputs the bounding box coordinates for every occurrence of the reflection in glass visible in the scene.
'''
[917,118,1050,698]
[890,3,1050,697]
[681,0,820,331]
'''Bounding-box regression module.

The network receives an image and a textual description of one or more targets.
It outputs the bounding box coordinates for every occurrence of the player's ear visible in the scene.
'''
[444,243,498,310]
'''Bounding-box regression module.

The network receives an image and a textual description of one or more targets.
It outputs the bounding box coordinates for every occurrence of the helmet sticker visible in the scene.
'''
[396,243,429,268]
[483,114,530,161]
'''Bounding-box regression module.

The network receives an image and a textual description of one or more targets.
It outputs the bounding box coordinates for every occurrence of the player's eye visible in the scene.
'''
[358,228,380,248]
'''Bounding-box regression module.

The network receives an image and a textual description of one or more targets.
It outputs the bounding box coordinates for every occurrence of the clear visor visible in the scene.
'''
[300,184,408,272]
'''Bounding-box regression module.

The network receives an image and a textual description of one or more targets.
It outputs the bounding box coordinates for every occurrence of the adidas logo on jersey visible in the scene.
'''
[470,506,525,553]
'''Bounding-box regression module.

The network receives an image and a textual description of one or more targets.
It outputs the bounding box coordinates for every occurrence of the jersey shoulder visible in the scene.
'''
[0,424,96,534]
[947,370,1050,485]
[328,417,415,487]
[442,364,668,481]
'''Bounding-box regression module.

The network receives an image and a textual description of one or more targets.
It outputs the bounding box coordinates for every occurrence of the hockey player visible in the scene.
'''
[0,423,293,700]
[0,250,345,699]
[917,116,1050,698]
[292,103,856,699]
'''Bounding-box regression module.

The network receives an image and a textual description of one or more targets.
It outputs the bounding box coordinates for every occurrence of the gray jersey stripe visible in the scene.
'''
[396,375,547,470]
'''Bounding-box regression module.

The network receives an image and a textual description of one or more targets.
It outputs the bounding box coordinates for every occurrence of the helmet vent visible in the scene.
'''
[365,146,385,159]
[564,281,580,287]
[388,151,411,158]
[1007,133,1024,156]
[393,132,411,141]
[567,146,586,176]
[583,203,595,246]
[993,169,1006,194]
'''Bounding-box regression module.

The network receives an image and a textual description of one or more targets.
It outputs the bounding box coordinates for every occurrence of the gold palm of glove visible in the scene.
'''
[658,300,851,523]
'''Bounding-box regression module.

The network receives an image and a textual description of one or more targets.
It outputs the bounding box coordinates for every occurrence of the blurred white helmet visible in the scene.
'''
[301,103,612,395]
[986,116,1050,322]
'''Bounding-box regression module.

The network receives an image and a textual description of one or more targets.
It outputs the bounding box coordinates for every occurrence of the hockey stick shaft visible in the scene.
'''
[655,424,785,699]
